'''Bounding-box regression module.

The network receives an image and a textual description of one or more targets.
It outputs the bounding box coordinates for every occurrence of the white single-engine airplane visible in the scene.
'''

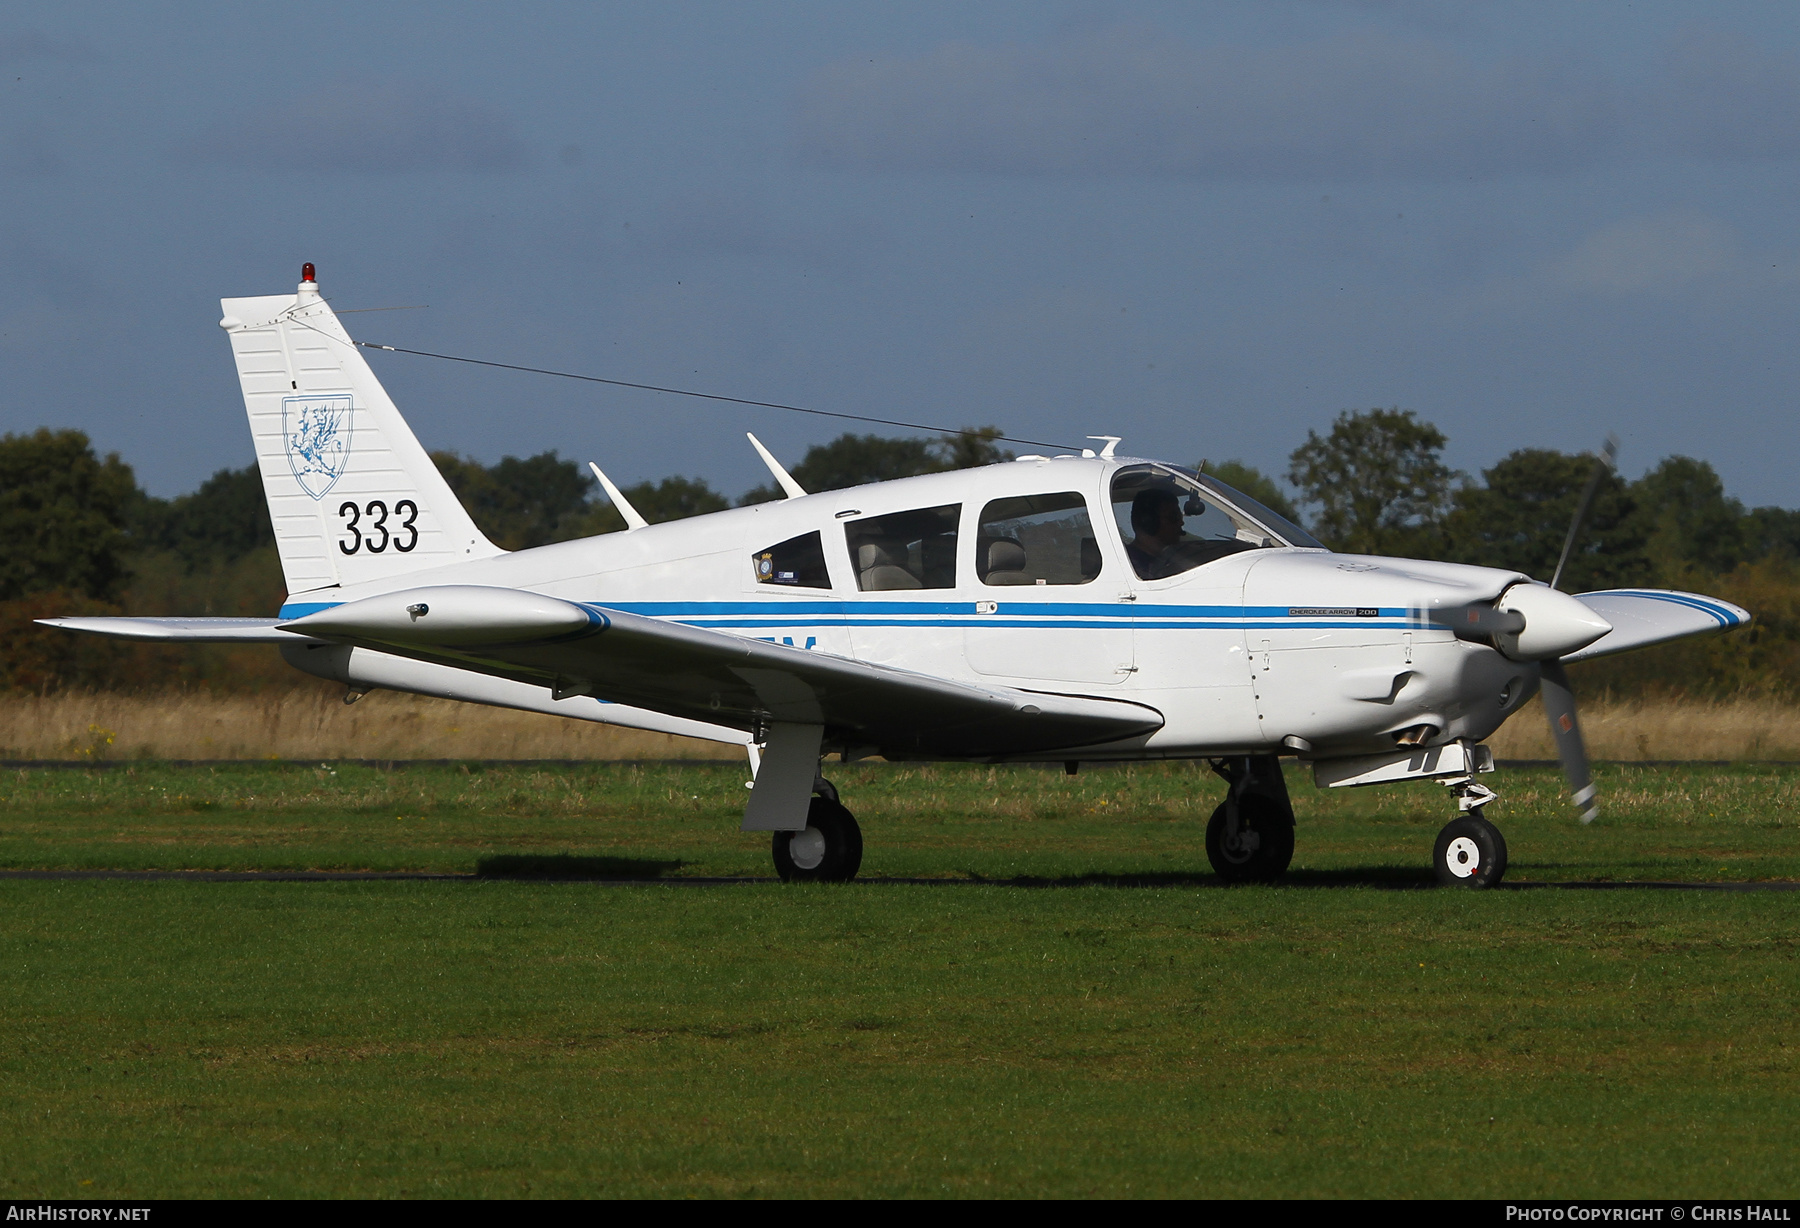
[45,267,1753,888]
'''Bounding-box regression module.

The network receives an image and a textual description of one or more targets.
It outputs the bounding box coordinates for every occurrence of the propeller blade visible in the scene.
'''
[1550,435,1619,591]
[1539,659,1598,823]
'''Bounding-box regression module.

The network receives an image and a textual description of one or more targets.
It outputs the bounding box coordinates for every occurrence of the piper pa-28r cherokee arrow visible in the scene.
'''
[44,266,1752,888]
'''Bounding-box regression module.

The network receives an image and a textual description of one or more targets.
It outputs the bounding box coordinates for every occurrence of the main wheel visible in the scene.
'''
[771,796,863,883]
[1433,814,1508,889]
[1205,793,1294,883]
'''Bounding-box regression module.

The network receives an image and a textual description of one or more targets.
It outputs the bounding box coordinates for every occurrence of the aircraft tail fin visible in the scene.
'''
[219,268,502,597]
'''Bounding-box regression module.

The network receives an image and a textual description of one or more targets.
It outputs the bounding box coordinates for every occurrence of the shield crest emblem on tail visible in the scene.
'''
[282,394,353,499]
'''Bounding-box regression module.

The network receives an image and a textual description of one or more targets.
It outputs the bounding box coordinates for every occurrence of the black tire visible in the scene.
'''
[771,796,863,883]
[1205,793,1295,883]
[1433,815,1508,889]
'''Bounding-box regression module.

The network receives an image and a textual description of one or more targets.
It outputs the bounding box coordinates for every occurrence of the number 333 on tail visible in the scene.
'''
[339,499,418,554]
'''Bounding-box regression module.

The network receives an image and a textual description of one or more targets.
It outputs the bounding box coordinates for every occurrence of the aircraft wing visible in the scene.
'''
[277,585,1165,758]
[34,617,316,642]
[1563,589,1752,663]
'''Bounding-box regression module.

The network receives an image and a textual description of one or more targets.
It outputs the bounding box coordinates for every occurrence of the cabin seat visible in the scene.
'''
[857,541,923,590]
[983,538,1034,585]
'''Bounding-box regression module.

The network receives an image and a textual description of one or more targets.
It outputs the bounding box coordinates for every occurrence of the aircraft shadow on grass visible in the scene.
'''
[958,866,1437,890]
[466,859,1437,888]
[476,854,684,880]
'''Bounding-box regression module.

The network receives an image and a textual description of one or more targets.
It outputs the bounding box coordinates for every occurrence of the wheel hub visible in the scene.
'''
[789,826,827,871]
[1223,825,1262,861]
[1444,835,1481,878]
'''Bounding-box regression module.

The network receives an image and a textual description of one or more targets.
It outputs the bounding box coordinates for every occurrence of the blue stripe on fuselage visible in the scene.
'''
[275,596,1414,631]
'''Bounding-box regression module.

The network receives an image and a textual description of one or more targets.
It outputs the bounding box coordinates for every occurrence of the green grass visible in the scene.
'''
[2,759,1796,882]
[0,761,1796,1197]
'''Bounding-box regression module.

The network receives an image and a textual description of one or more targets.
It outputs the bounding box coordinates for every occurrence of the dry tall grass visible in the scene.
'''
[4,689,1797,763]
[1483,695,1800,761]
[0,688,742,762]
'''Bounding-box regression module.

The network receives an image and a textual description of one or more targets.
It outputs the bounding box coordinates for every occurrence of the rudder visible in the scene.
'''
[219,267,502,597]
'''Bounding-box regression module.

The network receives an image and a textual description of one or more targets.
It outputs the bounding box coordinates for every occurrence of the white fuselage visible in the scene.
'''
[281,456,1538,761]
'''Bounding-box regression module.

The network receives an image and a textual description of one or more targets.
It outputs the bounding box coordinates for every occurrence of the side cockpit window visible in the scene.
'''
[977,492,1101,586]
[752,531,832,589]
[1111,466,1285,581]
[845,504,960,591]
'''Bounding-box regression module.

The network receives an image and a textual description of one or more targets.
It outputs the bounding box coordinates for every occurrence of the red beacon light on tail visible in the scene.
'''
[301,262,316,283]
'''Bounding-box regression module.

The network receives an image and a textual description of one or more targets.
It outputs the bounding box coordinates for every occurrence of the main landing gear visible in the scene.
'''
[770,777,864,883]
[1205,755,1296,883]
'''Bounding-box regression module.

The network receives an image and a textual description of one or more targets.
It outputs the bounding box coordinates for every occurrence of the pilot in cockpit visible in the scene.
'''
[1123,484,1261,580]
[1126,488,1186,580]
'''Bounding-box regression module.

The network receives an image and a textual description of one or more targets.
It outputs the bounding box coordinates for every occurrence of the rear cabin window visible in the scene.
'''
[751,531,831,589]
[845,504,960,591]
[976,492,1101,586]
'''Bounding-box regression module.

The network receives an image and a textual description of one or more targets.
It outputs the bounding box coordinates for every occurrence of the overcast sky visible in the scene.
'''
[5,1,1800,507]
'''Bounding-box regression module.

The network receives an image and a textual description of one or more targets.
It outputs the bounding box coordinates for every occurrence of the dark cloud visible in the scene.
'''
[0,29,96,64]
[795,28,1620,181]
[645,195,776,258]
[626,192,887,272]
[179,79,526,173]
[0,246,102,310]
[1659,28,1800,161]
[1,131,63,175]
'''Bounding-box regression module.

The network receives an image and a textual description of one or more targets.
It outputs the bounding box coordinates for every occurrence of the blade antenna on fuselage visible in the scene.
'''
[747,433,807,499]
[588,462,649,531]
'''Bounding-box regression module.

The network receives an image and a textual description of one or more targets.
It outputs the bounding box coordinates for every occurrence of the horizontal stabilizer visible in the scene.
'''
[34,617,312,643]
[1564,589,1751,662]
[278,584,1165,758]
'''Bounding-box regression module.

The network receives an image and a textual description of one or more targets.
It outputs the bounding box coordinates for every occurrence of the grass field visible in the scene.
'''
[0,760,1796,1198]
[9,688,1800,762]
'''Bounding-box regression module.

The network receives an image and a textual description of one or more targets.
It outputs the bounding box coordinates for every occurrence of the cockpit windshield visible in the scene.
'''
[1178,467,1324,551]
[1110,464,1323,581]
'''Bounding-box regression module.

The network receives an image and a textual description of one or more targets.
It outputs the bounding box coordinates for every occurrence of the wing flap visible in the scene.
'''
[279,585,1164,756]
[1563,589,1752,663]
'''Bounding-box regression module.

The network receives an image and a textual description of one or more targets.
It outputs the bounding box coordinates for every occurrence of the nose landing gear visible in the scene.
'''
[1305,740,1512,888]
[1433,777,1507,888]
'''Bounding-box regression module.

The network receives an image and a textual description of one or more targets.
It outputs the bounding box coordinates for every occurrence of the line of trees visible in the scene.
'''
[2,413,1794,697]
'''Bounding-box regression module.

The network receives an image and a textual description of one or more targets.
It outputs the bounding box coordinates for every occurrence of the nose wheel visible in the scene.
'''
[1433,813,1508,888]
[1433,775,1507,888]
